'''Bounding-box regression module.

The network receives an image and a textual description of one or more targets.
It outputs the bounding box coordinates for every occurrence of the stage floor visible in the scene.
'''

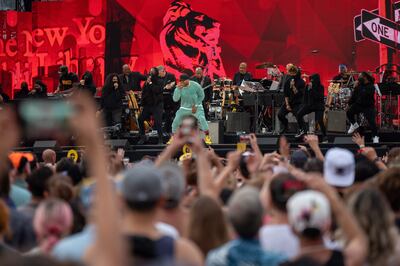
[14,131,400,162]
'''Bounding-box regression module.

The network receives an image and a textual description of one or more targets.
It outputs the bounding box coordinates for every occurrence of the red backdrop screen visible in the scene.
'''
[0,0,393,97]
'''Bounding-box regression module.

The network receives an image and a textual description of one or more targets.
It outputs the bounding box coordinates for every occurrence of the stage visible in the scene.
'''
[13,131,400,162]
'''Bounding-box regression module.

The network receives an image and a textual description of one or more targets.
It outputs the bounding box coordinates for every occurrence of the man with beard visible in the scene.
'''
[138,67,164,145]
[119,64,147,92]
[347,72,379,143]
[55,65,79,94]
[191,67,212,120]
[158,65,177,133]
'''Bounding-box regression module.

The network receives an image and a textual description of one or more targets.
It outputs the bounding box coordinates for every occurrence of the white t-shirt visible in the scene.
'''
[156,222,180,239]
[259,224,299,259]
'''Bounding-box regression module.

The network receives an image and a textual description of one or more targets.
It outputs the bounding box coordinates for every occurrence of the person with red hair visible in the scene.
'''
[26,198,73,255]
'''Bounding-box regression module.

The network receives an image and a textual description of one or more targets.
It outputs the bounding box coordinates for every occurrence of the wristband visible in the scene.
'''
[359,144,365,149]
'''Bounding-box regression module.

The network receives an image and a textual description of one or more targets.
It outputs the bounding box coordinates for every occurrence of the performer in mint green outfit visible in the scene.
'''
[171,74,211,143]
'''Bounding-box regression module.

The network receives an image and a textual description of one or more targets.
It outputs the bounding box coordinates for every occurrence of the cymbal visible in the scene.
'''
[255,62,275,69]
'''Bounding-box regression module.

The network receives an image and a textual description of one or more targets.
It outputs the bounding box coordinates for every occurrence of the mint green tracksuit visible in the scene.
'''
[172,81,209,133]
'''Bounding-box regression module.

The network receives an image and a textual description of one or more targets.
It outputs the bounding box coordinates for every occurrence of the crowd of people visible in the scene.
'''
[0,93,399,266]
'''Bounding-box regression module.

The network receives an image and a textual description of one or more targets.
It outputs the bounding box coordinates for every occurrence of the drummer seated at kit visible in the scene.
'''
[233,62,252,87]
[333,64,350,84]
[347,72,379,143]
[295,74,328,142]
[278,65,305,134]
[169,74,212,145]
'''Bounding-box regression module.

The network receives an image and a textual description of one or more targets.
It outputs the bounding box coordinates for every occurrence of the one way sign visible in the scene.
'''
[361,9,399,50]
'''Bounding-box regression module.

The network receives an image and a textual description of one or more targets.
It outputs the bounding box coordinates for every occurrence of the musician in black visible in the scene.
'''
[295,74,327,141]
[55,65,79,94]
[233,62,252,86]
[347,72,379,143]
[158,65,177,133]
[97,74,124,127]
[191,67,212,120]
[119,64,147,92]
[79,71,97,96]
[332,64,350,83]
[138,67,164,145]
[278,65,305,134]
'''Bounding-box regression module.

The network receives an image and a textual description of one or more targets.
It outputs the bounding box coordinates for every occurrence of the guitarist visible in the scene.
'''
[191,67,212,120]
[158,65,177,133]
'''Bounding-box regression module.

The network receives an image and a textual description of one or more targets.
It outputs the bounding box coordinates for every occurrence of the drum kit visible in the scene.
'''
[209,77,241,120]
[327,81,352,110]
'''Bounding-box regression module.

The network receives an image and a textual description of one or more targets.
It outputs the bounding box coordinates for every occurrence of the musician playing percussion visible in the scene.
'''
[170,74,212,144]
[278,65,305,134]
[233,62,252,86]
[191,67,212,120]
[347,72,379,143]
[138,67,164,145]
[295,74,328,142]
[158,65,177,133]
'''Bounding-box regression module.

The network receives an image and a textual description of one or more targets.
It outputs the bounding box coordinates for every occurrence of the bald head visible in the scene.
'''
[239,62,247,74]
[122,64,131,75]
[195,67,203,78]
[42,149,56,165]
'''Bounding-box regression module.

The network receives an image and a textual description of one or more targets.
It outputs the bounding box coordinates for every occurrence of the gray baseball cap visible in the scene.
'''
[158,162,185,209]
[121,164,163,204]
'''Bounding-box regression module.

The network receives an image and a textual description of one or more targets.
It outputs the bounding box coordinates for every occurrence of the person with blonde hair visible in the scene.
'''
[349,187,400,266]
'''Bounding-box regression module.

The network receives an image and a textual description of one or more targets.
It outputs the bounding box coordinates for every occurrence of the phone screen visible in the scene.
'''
[16,99,74,144]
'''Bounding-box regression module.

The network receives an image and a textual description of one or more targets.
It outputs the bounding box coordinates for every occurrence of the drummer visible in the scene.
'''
[233,62,252,87]
[332,64,350,84]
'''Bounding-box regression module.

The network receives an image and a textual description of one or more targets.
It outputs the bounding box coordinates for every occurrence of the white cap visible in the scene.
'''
[287,190,331,234]
[324,148,355,187]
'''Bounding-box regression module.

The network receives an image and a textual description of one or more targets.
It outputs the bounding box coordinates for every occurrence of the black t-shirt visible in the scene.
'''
[304,84,325,108]
[119,72,147,92]
[349,82,375,108]
[283,77,305,106]
[100,85,125,110]
[59,72,79,91]
[142,78,164,106]
[233,72,252,86]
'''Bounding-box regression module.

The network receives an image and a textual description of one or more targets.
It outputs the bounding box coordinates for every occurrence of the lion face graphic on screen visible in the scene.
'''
[160,1,226,78]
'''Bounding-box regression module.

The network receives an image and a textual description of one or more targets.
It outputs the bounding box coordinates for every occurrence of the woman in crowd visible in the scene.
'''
[187,195,229,256]
[27,199,73,255]
[349,187,400,266]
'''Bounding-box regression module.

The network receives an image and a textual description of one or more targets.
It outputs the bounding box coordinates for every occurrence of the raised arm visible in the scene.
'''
[173,85,182,102]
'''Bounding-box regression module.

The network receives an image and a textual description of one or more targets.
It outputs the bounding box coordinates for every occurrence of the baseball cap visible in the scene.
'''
[287,190,331,235]
[121,164,163,206]
[179,74,190,81]
[158,162,185,209]
[324,148,355,187]
[291,150,308,169]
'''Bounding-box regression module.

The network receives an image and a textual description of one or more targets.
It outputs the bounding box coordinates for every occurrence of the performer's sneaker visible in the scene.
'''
[347,123,359,134]
[204,135,212,145]
[166,136,174,145]
[295,129,306,139]
[372,136,379,144]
